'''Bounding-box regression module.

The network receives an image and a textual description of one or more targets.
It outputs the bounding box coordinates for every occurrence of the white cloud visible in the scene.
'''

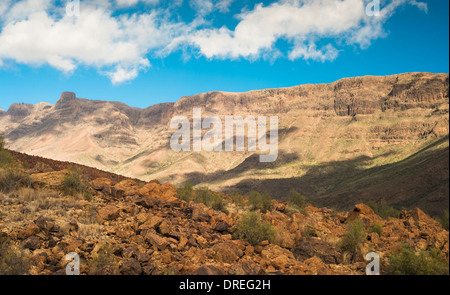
[190,0,235,16]
[216,0,234,13]
[172,0,428,61]
[116,0,160,8]
[410,0,428,13]
[0,0,12,17]
[190,0,215,16]
[0,1,187,84]
[0,0,428,84]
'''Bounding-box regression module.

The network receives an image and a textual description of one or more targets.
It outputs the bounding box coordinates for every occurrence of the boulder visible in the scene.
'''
[228,261,264,275]
[91,178,113,192]
[115,180,139,197]
[139,182,160,196]
[22,236,41,250]
[293,236,343,264]
[191,204,211,222]
[139,215,164,231]
[261,244,296,270]
[347,204,382,224]
[120,258,142,275]
[158,183,178,200]
[194,265,226,275]
[157,221,170,236]
[97,205,121,221]
[17,222,40,240]
[145,233,169,251]
[135,195,159,209]
[403,208,442,228]
[215,221,232,233]
[211,242,242,264]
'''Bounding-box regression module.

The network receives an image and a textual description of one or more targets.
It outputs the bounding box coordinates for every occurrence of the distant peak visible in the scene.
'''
[6,103,36,117]
[59,92,76,101]
[55,92,77,109]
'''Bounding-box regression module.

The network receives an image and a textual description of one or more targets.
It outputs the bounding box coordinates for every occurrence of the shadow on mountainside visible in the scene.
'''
[181,151,300,186]
[225,135,449,217]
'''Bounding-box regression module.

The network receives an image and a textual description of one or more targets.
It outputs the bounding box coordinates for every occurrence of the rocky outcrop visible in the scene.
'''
[6,103,35,118]
[293,236,343,264]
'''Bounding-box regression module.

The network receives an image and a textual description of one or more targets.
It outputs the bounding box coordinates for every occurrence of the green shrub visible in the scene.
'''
[230,192,245,207]
[0,237,30,275]
[0,166,31,194]
[233,211,275,246]
[339,219,366,261]
[178,182,193,202]
[0,135,14,168]
[387,244,449,275]
[0,150,14,168]
[367,200,400,219]
[89,243,119,275]
[248,190,273,213]
[195,188,229,214]
[287,188,306,210]
[303,224,318,237]
[437,211,449,231]
[60,166,91,200]
[371,223,384,236]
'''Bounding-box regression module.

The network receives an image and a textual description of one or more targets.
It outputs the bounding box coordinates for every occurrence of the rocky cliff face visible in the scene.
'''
[0,72,448,215]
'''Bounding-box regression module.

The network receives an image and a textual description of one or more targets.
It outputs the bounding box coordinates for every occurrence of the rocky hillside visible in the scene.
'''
[0,72,449,215]
[0,150,448,275]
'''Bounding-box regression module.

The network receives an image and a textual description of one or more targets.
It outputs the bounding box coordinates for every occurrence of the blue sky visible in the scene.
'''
[0,0,448,111]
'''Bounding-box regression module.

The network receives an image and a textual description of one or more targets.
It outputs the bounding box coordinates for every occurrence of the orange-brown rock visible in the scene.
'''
[347,204,382,225]
[97,205,121,221]
[145,233,169,251]
[115,180,139,197]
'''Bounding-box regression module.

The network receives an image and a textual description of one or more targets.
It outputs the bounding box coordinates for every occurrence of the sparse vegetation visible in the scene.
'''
[0,149,13,167]
[229,192,245,207]
[177,184,229,214]
[367,200,400,219]
[177,182,193,202]
[370,223,384,236]
[194,187,229,214]
[339,219,366,262]
[0,236,30,275]
[60,166,92,201]
[287,188,306,210]
[303,224,318,237]
[248,190,273,213]
[387,244,449,275]
[233,211,276,246]
[0,166,31,194]
[0,134,14,168]
[436,211,449,230]
[89,243,119,275]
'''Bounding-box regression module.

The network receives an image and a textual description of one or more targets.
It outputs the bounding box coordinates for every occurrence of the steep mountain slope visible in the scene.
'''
[0,72,448,215]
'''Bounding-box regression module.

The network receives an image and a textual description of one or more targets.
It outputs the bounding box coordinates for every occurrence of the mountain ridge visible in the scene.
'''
[1,72,448,215]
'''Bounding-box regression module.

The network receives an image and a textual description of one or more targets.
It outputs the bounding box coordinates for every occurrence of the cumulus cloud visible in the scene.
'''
[0,0,428,84]
[0,0,188,84]
[115,0,160,8]
[189,0,235,16]
[177,0,427,61]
